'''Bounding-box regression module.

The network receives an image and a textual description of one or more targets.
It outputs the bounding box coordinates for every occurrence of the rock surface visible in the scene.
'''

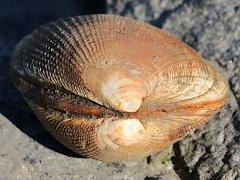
[107,0,240,179]
[0,0,239,179]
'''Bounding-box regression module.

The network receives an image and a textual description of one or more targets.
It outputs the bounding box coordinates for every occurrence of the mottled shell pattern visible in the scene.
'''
[10,15,228,162]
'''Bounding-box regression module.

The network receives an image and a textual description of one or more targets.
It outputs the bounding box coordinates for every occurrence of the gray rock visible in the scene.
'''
[107,0,240,179]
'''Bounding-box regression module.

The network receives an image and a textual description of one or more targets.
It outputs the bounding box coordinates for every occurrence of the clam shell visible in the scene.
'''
[10,15,228,162]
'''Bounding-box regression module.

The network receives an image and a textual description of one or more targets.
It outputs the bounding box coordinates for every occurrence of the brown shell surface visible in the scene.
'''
[10,15,228,162]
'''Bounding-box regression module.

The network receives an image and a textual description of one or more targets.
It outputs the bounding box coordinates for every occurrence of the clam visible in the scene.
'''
[10,15,228,162]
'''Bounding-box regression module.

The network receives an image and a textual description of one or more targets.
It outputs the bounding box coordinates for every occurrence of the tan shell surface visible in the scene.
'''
[10,15,228,162]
